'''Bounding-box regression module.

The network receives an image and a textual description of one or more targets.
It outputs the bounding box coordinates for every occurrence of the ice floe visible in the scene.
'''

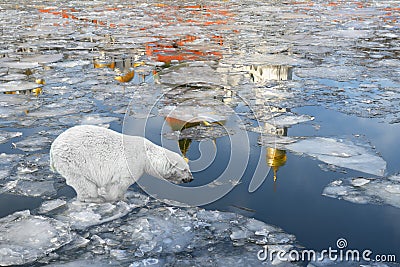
[53,192,150,230]
[58,114,119,128]
[20,53,63,64]
[0,210,72,266]
[263,113,314,128]
[63,202,301,266]
[14,134,53,152]
[0,190,304,266]
[286,137,386,177]
[160,63,224,86]
[0,81,43,93]
[322,175,400,209]
[0,130,22,144]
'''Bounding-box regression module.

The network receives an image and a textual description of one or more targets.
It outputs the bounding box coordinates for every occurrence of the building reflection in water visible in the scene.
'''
[247,65,293,83]
[248,64,292,184]
[165,116,224,163]
[93,54,158,84]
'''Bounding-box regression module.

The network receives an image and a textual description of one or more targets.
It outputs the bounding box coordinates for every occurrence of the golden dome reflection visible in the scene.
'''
[264,123,288,183]
[267,147,287,182]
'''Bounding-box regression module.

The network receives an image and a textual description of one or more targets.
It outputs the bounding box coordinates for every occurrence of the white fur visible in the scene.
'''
[50,125,192,203]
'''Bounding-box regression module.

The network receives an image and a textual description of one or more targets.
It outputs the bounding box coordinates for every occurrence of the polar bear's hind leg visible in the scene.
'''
[66,176,101,202]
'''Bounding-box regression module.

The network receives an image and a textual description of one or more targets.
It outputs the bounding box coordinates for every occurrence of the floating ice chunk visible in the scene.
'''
[160,63,223,86]
[319,29,372,39]
[160,105,229,124]
[0,130,22,144]
[80,115,119,127]
[0,61,40,69]
[38,199,67,214]
[351,178,370,187]
[54,193,149,230]
[0,210,72,266]
[0,73,27,81]
[266,113,314,127]
[0,170,9,180]
[295,66,362,81]
[322,175,400,209]
[78,204,301,265]
[58,114,119,128]
[385,184,400,194]
[55,201,131,230]
[46,259,114,267]
[230,228,251,240]
[11,180,57,199]
[257,134,298,149]
[130,258,160,267]
[226,53,313,67]
[286,137,386,176]
[0,81,42,93]
[15,135,52,152]
[21,53,63,64]
[50,60,91,68]
[0,153,21,167]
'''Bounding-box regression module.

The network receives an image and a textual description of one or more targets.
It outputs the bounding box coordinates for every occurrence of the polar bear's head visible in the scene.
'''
[162,149,193,184]
[145,143,193,184]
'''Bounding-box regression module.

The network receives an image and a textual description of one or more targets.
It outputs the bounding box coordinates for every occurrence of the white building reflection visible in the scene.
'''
[247,65,293,82]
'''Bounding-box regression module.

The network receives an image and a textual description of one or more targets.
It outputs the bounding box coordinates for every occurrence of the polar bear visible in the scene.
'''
[50,125,193,203]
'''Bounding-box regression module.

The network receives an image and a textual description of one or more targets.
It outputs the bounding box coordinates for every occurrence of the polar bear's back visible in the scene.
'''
[50,125,143,186]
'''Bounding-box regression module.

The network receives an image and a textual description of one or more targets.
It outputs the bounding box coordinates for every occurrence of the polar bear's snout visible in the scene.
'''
[180,171,193,183]
[182,175,193,183]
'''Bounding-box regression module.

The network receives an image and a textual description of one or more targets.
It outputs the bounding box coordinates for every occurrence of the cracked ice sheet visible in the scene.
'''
[10,180,57,199]
[285,137,386,177]
[52,192,150,230]
[58,114,120,128]
[263,113,314,128]
[322,175,400,209]
[14,134,53,152]
[50,201,302,266]
[0,130,22,144]
[0,210,72,266]
[160,62,224,86]
[0,153,21,184]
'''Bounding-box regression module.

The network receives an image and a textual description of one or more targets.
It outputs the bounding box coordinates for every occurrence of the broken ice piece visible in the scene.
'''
[0,81,42,94]
[54,194,149,230]
[0,130,22,144]
[351,178,371,187]
[265,113,314,127]
[0,210,72,266]
[11,180,57,199]
[322,175,400,209]
[14,135,52,152]
[80,115,119,127]
[286,137,386,176]
[38,199,67,214]
[21,53,63,64]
